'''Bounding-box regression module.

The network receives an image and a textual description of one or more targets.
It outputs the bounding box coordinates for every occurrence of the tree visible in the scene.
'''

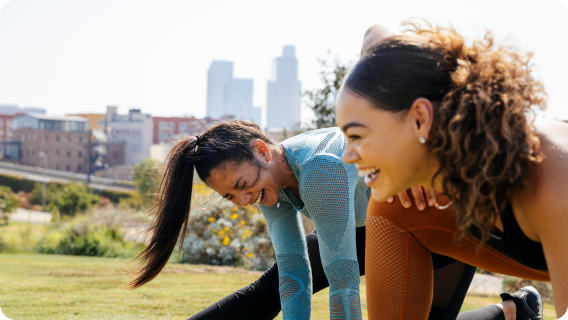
[48,184,100,217]
[0,186,19,225]
[133,158,163,204]
[303,55,351,129]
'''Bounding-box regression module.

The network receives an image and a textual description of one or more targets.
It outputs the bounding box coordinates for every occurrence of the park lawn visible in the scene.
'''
[0,252,556,320]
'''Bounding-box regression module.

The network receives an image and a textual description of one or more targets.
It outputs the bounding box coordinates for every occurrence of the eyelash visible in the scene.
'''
[225,181,248,200]
[348,135,361,141]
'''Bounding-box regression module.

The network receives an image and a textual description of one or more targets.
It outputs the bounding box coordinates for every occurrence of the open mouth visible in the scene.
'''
[358,167,380,185]
[253,189,264,205]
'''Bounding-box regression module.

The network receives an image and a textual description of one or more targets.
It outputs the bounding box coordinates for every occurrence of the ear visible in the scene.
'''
[409,98,434,142]
[252,139,272,162]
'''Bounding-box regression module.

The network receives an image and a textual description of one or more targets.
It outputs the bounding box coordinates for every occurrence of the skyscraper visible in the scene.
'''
[206,61,261,125]
[266,45,301,130]
[206,61,233,118]
[225,78,253,120]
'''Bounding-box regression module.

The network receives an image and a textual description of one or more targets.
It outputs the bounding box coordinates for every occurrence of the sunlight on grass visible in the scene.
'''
[0,253,556,319]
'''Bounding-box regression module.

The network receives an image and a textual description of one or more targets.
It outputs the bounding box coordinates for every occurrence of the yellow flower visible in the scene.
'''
[247,253,254,258]
[240,220,246,225]
[218,230,225,236]
[232,206,239,212]
[224,226,229,231]
[223,236,231,246]
[230,213,238,220]
[241,230,253,240]
[243,247,248,251]
[208,217,216,223]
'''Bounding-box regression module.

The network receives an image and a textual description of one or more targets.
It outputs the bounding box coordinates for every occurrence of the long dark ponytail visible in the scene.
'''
[130,120,274,288]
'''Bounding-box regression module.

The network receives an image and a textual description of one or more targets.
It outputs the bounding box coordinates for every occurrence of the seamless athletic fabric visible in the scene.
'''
[188,227,478,320]
[365,196,550,320]
[258,127,369,319]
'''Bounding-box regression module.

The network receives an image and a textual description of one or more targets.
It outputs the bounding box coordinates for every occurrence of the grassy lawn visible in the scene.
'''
[0,220,558,319]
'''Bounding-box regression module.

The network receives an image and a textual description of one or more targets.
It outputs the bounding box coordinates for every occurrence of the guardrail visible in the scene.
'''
[0,161,135,190]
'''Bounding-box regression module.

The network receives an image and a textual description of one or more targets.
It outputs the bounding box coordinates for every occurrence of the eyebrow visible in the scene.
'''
[341,122,367,132]
[233,177,242,189]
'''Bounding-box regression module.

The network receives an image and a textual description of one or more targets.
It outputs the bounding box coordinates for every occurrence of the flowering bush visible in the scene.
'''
[182,181,275,270]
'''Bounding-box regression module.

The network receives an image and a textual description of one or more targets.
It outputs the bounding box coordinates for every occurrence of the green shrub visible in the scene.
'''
[47,184,100,217]
[95,189,133,204]
[29,182,64,206]
[38,217,142,258]
[0,186,20,224]
[0,173,36,193]
[133,158,163,204]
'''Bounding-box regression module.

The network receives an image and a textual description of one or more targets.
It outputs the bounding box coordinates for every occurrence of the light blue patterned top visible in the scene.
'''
[259,127,370,320]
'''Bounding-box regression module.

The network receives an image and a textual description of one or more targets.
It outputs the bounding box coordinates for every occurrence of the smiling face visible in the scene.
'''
[205,140,292,207]
[336,87,438,202]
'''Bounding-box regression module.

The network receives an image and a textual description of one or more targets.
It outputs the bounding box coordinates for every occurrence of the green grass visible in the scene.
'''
[0,221,558,319]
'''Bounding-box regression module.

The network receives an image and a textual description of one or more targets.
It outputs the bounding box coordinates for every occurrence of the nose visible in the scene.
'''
[342,142,359,164]
[235,191,252,206]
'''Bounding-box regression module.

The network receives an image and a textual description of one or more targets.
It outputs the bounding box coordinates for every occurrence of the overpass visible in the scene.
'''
[0,161,135,192]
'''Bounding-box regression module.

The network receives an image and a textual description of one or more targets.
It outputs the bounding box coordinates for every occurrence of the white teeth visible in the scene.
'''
[358,167,379,177]
[253,190,263,205]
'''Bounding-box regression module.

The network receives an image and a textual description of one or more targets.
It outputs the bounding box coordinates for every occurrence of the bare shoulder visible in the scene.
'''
[512,118,568,240]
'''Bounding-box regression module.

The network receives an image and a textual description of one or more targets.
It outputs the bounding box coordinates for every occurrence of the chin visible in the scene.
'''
[370,188,391,202]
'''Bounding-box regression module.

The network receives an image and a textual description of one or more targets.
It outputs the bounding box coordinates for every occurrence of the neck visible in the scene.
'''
[272,145,299,190]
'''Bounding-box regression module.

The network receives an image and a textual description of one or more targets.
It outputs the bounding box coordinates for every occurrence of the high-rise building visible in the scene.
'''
[206,61,234,119]
[266,45,301,130]
[206,61,261,125]
[106,107,153,166]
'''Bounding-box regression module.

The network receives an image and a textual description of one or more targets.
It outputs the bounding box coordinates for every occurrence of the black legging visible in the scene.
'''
[188,227,487,320]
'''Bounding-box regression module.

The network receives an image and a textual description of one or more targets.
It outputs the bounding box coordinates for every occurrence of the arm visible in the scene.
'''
[259,198,312,320]
[300,158,362,319]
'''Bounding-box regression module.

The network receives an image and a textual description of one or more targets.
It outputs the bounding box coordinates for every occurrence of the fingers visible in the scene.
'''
[423,187,436,207]
[396,190,412,208]
[410,185,427,211]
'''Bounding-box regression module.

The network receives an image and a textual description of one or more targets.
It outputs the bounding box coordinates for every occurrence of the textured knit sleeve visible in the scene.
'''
[259,194,312,320]
[299,157,363,320]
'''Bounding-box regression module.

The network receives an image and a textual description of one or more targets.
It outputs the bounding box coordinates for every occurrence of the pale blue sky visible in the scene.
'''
[0,0,566,125]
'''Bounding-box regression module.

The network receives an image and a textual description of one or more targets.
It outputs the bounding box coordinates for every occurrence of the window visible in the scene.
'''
[98,119,105,127]
[179,123,186,130]
[67,136,71,142]
[56,136,60,142]
[32,150,35,155]
[114,152,117,159]
[67,151,71,157]
[78,151,82,158]
[167,122,174,129]
[0,119,3,126]
[79,137,83,143]
[7,120,12,127]
[78,165,82,172]
[66,165,70,172]
[7,130,12,137]
[21,134,25,142]
[159,122,166,129]
[0,130,3,135]
[43,135,47,142]
[32,134,36,141]
[56,150,60,156]
[55,165,59,170]
[27,134,30,141]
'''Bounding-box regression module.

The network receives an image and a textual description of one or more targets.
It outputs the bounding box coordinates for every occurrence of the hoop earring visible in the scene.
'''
[429,189,452,210]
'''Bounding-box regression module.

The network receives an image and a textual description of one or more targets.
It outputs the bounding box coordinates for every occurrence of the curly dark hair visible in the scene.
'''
[346,19,547,241]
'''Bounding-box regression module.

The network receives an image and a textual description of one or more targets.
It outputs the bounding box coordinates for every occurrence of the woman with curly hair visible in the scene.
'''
[336,20,565,319]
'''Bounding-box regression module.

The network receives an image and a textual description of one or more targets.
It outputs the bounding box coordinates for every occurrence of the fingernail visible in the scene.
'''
[404,201,411,208]
[428,199,435,206]
[419,203,425,211]
[387,197,393,203]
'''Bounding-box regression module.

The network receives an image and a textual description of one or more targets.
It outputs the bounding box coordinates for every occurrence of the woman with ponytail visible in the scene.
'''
[337,20,565,319]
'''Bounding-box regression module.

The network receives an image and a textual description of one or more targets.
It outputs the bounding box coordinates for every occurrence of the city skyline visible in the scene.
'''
[0,0,566,123]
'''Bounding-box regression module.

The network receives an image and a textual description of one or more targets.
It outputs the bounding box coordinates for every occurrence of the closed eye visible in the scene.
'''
[348,135,361,141]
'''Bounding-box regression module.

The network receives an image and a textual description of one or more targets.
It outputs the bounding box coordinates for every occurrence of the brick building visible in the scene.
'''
[153,116,222,144]
[7,114,90,173]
